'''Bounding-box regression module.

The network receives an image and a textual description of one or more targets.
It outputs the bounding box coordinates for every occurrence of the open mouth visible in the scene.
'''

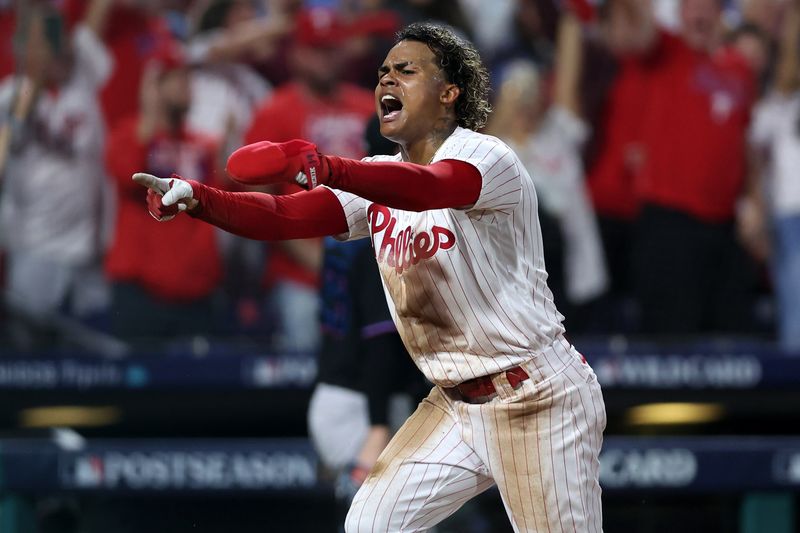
[381,94,403,120]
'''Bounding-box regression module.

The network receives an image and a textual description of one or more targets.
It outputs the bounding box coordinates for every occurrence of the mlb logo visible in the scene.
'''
[67,455,104,488]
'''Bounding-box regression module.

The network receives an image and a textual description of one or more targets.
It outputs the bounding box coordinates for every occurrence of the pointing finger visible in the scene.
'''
[132,172,169,194]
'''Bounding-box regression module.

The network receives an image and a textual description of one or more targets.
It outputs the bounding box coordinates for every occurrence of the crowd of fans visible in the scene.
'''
[0,0,798,354]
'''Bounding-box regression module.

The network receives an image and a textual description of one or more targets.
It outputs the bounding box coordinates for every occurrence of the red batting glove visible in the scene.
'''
[226,139,331,190]
[134,172,195,221]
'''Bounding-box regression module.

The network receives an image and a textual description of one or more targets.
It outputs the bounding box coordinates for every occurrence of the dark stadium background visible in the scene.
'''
[0,340,797,532]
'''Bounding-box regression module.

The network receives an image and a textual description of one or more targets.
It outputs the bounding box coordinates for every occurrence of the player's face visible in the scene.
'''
[376,40,454,145]
[293,45,343,93]
[680,0,721,50]
[734,33,767,76]
[159,68,191,121]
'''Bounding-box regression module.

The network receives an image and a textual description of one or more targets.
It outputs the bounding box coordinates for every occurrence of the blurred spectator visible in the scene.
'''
[185,0,287,334]
[252,0,307,86]
[458,0,516,57]
[740,0,787,41]
[255,1,399,89]
[492,0,562,71]
[732,0,787,96]
[186,0,283,157]
[607,0,759,335]
[748,0,800,352]
[383,0,474,33]
[653,0,683,30]
[331,3,400,89]
[486,12,608,332]
[244,7,374,353]
[65,0,174,130]
[0,1,112,347]
[104,46,223,343]
[585,4,652,331]
[162,0,195,39]
[729,22,771,90]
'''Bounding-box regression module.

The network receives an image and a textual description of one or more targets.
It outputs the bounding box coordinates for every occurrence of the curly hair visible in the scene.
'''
[396,23,491,131]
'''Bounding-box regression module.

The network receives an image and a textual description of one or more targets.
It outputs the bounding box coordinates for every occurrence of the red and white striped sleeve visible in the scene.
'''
[322,187,371,241]
[322,153,412,240]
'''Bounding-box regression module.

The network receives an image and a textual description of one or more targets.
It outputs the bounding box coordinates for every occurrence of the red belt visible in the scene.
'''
[448,366,530,403]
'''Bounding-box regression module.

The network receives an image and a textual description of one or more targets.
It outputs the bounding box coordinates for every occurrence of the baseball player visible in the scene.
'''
[134,22,606,533]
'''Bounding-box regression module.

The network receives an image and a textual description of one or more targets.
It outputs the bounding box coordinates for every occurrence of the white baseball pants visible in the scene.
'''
[345,337,606,532]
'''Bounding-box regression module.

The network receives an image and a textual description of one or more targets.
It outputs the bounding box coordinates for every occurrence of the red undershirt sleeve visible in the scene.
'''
[182,157,481,240]
[325,157,483,212]
[187,182,349,241]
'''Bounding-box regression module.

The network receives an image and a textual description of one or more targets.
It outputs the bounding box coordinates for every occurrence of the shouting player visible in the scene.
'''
[134,22,606,533]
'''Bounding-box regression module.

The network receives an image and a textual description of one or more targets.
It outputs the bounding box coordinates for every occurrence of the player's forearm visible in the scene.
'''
[204,18,289,63]
[356,426,391,470]
[279,239,322,272]
[553,13,583,117]
[188,182,349,240]
[325,158,482,212]
[84,0,114,39]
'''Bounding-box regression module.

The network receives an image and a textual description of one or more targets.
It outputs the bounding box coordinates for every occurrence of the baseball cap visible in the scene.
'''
[294,7,345,48]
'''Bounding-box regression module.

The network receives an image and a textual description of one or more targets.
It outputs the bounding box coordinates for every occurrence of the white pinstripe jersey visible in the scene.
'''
[327,127,564,387]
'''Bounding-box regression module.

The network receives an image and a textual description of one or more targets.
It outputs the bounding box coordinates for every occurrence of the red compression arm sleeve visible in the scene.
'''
[188,182,349,240]
[326,158,482,212]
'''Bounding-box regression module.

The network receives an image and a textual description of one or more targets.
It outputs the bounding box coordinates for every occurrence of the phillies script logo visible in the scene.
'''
[368,205,456,273]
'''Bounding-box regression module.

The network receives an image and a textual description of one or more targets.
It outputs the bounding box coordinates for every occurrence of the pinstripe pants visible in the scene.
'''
[344,338,606,532]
